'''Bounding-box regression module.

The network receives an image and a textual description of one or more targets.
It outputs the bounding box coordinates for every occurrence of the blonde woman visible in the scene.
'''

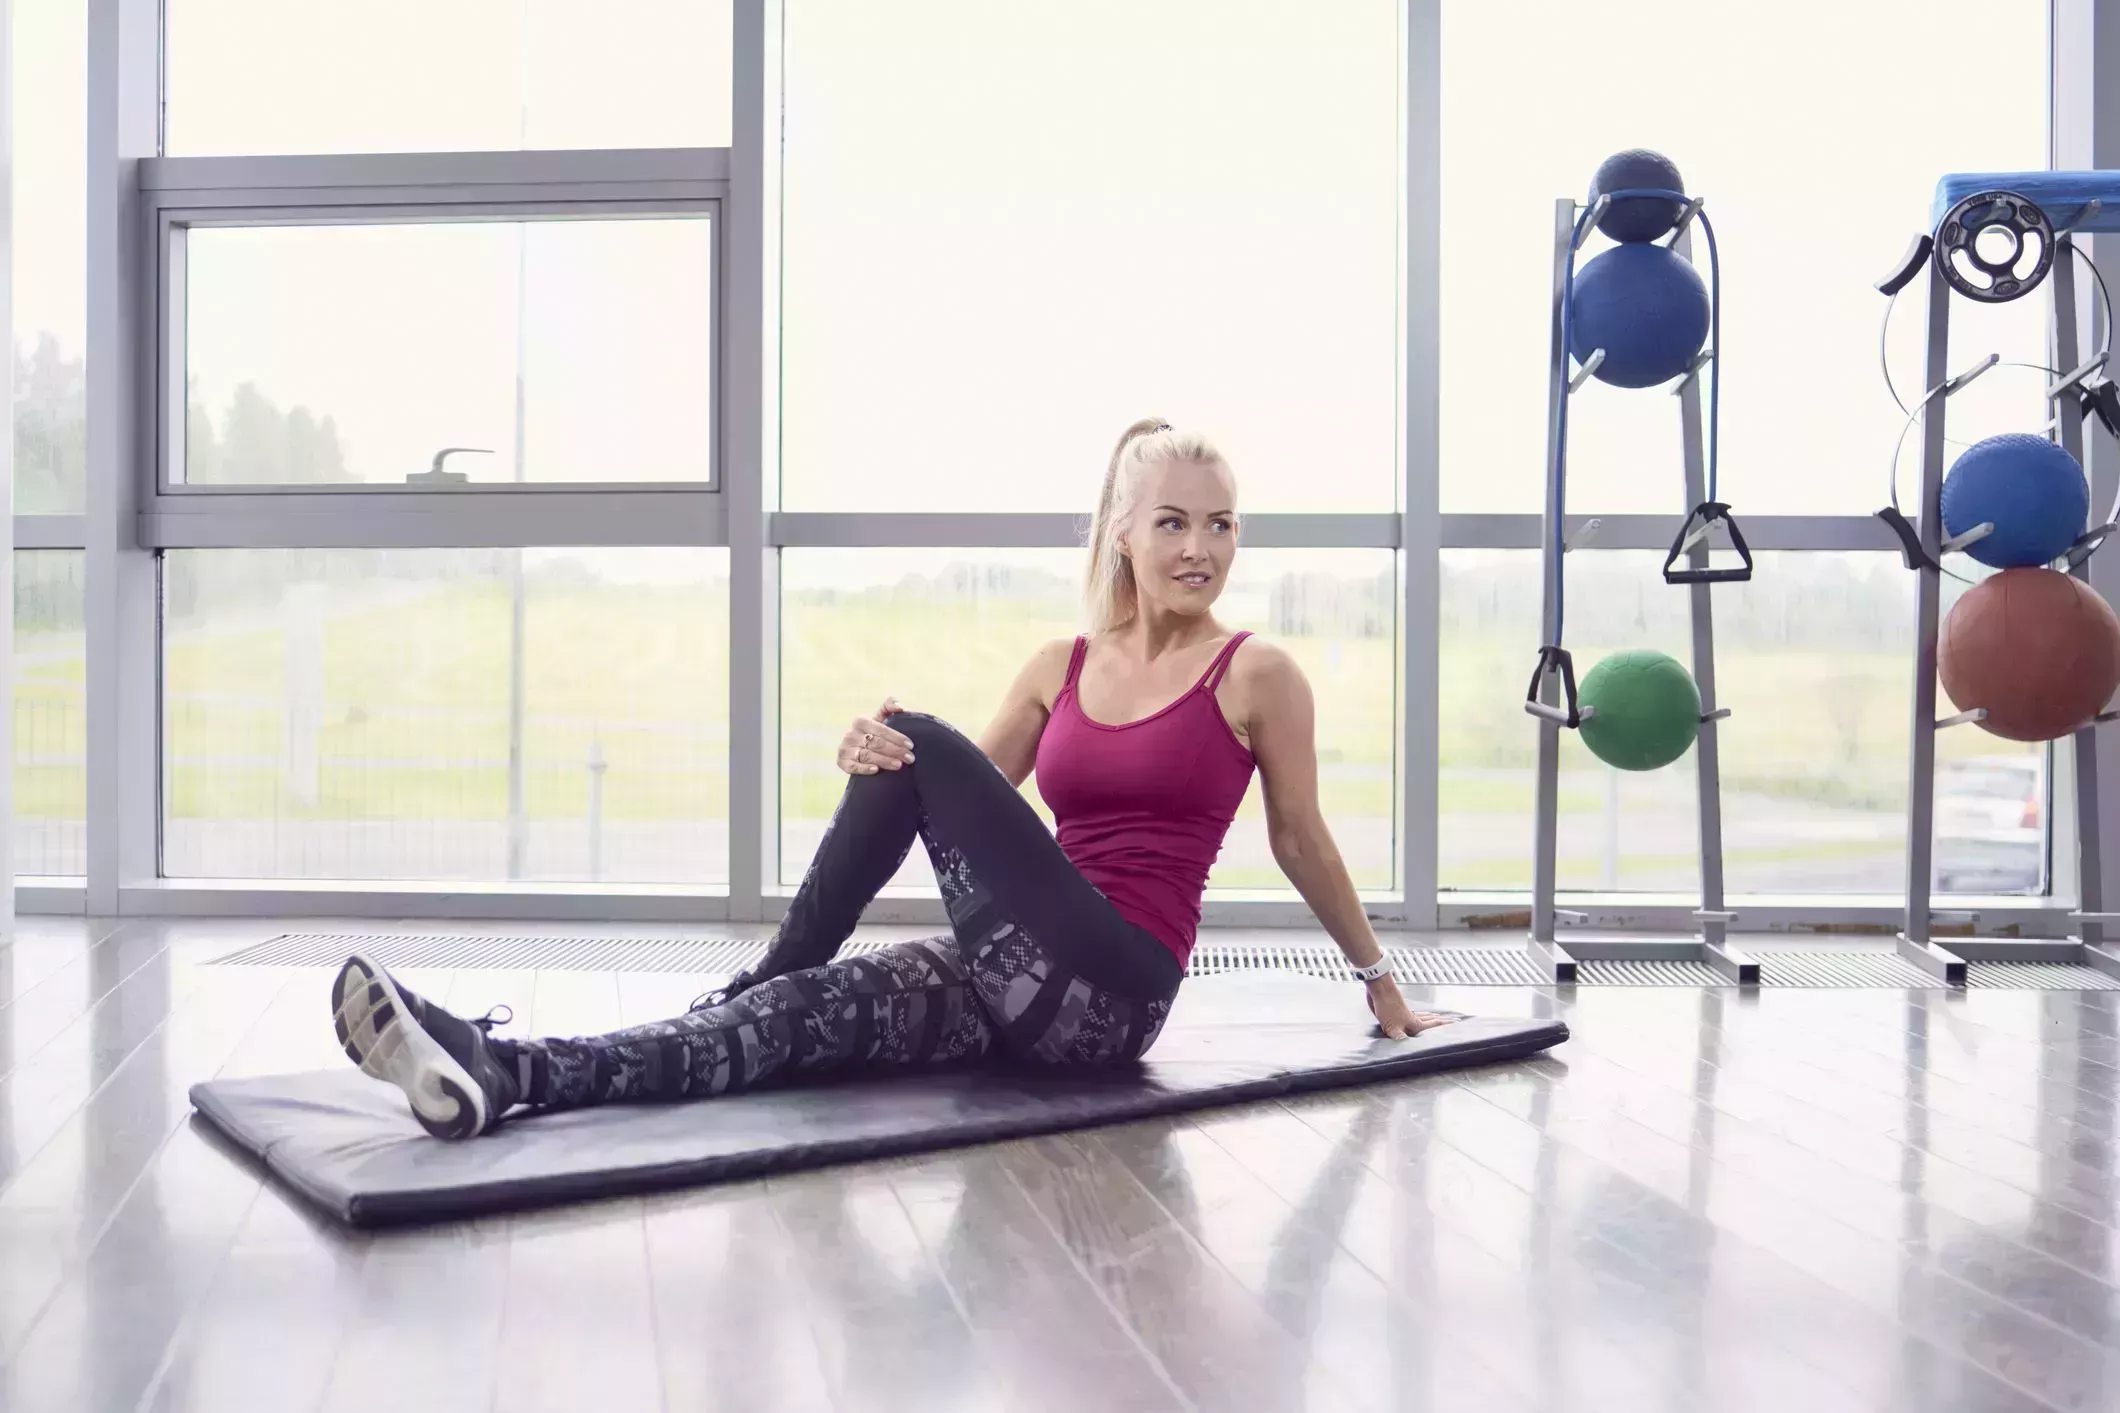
[330,419,1457,1139]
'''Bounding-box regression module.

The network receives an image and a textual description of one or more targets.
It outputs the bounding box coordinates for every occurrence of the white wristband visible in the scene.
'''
[1350,957,1391,983]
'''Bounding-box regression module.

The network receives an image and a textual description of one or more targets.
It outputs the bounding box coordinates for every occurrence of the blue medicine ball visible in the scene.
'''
[1589,148,1686,243]
[1568,243,1711,389]
[1941,432,2088,569]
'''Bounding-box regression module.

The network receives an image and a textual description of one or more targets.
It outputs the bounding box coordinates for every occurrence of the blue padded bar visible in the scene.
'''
[1931,171,2120,234]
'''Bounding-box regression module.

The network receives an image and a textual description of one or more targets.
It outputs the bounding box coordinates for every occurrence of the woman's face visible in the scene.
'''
[1119,457,1240,620]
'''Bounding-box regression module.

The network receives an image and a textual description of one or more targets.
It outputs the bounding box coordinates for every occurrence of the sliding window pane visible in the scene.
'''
[181,218,714,488]
[163,548,728,885]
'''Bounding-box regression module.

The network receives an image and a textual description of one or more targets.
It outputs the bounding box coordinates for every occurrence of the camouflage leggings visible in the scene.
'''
[495,714,1181,1109]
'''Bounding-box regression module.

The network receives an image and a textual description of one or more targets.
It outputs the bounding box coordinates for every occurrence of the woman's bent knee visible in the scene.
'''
[892,711,974,753]
[892,712,1000,779]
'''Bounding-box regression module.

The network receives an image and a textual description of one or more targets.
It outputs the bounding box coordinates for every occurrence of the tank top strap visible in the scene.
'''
[1201,631,1252,693]
[1062,634,1090,690]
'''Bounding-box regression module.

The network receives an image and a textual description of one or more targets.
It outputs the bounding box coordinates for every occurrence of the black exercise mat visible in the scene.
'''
[189,973,1568,1228]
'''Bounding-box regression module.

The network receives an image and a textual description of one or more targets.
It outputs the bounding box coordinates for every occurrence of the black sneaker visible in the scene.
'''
[331,954,521,1140]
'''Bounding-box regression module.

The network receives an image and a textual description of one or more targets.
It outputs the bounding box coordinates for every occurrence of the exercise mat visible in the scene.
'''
[190,971,1568,1228]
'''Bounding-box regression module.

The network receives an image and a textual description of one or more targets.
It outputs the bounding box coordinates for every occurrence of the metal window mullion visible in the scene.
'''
[138,492,729,550]
[769,511,1402,549]
[1400,0,1441,926]
[149,192,725,221]
[86,0,161,914]
[13,516,86,550]
[139,147,733,194]
[726,0,783,922]
[1441,512,1897,552]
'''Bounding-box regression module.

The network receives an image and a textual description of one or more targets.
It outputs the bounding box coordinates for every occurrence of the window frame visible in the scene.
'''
[142,150,727,522]
[23,0,2100,937]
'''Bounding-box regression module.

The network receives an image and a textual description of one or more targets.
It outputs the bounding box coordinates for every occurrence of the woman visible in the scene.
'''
[330,419,1459,1140]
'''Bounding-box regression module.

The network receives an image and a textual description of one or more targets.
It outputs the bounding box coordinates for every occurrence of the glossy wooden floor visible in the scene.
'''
[3,916,2119,1412]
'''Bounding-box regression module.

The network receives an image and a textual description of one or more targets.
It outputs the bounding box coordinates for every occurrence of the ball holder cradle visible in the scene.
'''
[1874,176,2120,984]
[1523,189,1757,985]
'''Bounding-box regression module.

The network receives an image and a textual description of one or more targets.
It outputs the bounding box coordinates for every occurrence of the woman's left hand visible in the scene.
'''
[1365,976,1461,1040]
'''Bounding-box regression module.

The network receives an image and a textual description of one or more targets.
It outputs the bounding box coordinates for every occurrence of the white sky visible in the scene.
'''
[12,0,2058,519]
[779,0,1399,513]
[163,1,732,154]
[1441,0,2051,515]
[14,1,87,357]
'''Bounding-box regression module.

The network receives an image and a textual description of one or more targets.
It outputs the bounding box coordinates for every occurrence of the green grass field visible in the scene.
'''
[17,627,85,818]
[11,575,2028,890]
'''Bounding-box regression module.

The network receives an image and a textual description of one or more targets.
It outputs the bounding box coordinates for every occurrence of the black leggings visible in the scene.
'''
[493,713,1184,1109]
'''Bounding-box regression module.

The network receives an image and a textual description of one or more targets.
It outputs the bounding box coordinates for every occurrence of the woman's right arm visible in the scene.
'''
[977,638,1077,787]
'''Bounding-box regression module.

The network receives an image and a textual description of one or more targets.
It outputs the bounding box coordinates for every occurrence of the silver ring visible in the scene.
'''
[855,746,867,765]
[863,731,874,748]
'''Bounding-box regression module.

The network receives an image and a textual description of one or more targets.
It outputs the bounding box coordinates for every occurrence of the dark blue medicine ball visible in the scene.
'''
[1567,242,1711,389]
[1941,432,2089,569]
[1589,148,1686,243]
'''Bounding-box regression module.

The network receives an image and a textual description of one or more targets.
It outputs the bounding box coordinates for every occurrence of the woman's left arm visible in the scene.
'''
[1245,643,1456,1039]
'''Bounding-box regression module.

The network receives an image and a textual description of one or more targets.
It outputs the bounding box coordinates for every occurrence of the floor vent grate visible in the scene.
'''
[210,933,2120,990]
[1758,952,1942,988]
[1967,961,2120,990]
[1576,959,1730,987]
[1188,944,1550,986]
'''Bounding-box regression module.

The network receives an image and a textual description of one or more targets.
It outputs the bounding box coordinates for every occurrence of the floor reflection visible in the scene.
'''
[7,923,2120,1413]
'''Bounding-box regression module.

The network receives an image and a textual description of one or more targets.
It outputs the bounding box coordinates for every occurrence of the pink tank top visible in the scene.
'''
[1035,632,1258,965]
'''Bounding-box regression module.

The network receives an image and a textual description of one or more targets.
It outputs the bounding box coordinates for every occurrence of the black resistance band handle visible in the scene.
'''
[1523,645,1584,728]
[1663,502,1755,585]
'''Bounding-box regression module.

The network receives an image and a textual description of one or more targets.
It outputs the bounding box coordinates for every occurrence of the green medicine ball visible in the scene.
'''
[1577,649,1701,771]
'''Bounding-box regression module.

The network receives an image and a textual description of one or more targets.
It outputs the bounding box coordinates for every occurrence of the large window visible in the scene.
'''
[176,216,716,489]
[779,0,1400,513]
[14,0,87,514]
[13,3,89,883]
[164,0,734,155]
[1439,0,2050,515]
[161,548,729,885]
[1439,550,2044,895]
[779,549,1397,893]
[20,1,2088,932]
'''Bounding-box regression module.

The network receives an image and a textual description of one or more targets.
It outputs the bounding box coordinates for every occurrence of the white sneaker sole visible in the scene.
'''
[332,954,487,1140]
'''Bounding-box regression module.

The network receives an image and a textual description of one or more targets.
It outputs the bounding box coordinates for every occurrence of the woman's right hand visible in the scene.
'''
[839,698,916,775]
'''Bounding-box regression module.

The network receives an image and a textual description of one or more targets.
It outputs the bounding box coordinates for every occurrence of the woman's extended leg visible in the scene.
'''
[332,937,990,1138]
[500,937,990,1109]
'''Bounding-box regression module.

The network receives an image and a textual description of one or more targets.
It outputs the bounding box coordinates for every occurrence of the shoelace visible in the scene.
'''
[470,1004,514,1033]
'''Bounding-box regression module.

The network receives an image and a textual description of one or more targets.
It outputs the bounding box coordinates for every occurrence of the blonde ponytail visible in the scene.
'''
[1083,418,1231,634]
